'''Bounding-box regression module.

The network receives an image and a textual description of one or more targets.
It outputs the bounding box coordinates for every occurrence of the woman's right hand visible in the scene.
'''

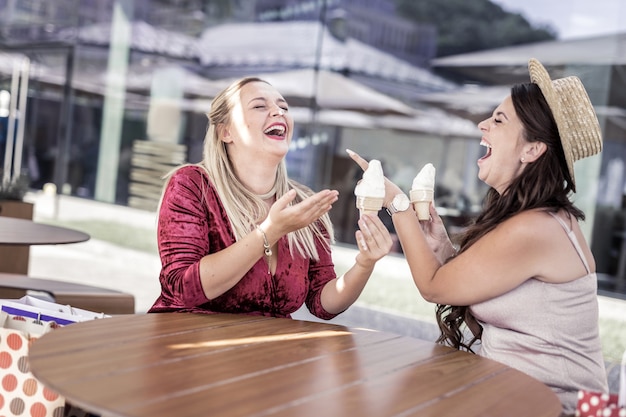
[348,148,455,262]
[346,149,403,207]
[260,189,339,243]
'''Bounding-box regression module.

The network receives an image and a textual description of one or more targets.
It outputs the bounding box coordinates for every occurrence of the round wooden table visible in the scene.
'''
[29,313,563,417]
[0,217,89,245]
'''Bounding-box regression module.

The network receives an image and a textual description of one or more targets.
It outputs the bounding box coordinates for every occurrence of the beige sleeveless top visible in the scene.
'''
[471,212,608,414]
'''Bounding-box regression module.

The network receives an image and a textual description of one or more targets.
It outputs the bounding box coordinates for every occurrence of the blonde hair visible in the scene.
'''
[163,77,334,260]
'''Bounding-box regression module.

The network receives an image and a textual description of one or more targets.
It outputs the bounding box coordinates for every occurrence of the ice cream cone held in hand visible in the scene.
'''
[354,159,385,218]
[410,163,436,220]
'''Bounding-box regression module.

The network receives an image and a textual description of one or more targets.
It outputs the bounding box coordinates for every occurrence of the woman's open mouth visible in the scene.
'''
[479,139,492,160]
[264,123,286,140]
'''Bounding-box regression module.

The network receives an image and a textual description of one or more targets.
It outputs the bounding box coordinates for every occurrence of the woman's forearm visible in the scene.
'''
[392,209,442,302]
[320,260,375,314]
[198,226,269,299]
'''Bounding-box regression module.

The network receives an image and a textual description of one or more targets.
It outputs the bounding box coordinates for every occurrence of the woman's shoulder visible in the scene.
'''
[499,209,562,237]
[165,164,218,197]
[172,164,208,179]
[169,164,212,185]
[494,210,583,258]
[502,210,594,283]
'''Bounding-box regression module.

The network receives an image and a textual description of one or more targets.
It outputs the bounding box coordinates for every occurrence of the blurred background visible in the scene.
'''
[1,0,626,301]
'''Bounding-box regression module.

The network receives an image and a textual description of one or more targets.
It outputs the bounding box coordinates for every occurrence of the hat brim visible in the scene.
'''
[528,58,602,186]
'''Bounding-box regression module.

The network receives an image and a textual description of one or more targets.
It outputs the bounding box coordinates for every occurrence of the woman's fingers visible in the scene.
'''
[427,202,446,225]
[356,214,392,257]
[301,190,338,217]
[347,149,403,203]
[346,149,369,171]
[271,189,338,232]
[273,189,297,210]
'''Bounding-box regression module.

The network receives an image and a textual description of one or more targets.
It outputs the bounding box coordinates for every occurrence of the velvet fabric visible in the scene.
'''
[149,165,338,320]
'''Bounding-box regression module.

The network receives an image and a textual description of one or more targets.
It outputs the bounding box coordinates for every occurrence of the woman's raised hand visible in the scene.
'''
[346,149,403,206]
[261,189,338,241]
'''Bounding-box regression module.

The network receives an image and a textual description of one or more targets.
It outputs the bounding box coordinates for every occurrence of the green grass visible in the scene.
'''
[599,317,626,364]
[40,219,158,254]
[350,269,437,322]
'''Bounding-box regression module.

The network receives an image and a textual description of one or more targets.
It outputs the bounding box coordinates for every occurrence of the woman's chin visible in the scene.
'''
[477,166,488,184]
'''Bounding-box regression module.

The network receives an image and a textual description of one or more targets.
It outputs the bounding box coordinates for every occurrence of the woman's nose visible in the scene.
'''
[271,106,285,117]
[477,118,489,131]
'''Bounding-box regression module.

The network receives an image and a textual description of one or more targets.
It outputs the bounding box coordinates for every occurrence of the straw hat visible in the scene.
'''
[528,58,602,185]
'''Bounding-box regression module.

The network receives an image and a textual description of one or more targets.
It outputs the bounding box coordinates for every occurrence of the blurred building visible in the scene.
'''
[0,0,467,218]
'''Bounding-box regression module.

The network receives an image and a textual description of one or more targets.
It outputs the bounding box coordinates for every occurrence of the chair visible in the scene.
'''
[0,273,135,314]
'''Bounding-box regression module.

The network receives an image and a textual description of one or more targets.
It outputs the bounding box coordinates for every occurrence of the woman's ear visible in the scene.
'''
[523,141,547,163]
[217,123,232,143]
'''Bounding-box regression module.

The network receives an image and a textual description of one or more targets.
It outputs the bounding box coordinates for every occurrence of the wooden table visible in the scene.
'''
[0,216,90,245]
[29,313,562,417]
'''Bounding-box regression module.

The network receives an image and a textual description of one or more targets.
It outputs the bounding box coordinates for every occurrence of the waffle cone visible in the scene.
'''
[410,189,433,220]
[410,189,434,202]
[355,196,384,212]
[413,202,430,220]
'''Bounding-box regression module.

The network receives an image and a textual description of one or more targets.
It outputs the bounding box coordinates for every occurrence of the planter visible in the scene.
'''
[0,200,34,274]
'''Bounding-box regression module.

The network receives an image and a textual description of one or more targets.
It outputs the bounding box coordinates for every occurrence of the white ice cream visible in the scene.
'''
[411,163,436,220]
[412,163,436,191]
[355,160,385,198]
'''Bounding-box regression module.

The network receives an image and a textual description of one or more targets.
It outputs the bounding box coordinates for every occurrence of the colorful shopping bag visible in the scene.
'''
[0,296,108,326]
[575,350,626,417]
[0,311,65,417]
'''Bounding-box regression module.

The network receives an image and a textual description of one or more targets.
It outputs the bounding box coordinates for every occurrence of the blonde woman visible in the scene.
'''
[149,77,392,319]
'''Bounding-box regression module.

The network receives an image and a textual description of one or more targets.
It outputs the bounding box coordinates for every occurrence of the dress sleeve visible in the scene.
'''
[305,234,342,320]
[157,166,215,307]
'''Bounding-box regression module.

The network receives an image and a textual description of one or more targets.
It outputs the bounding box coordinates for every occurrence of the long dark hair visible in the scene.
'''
[435,82,585,351]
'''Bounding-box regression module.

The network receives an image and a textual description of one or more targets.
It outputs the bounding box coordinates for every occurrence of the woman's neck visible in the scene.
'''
[234,162,279,199]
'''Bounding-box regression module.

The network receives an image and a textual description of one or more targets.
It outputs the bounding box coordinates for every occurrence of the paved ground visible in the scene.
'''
[24,191,625,391]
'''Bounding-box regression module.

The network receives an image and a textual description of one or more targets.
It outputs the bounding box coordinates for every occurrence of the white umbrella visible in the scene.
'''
[184,98,475,136]
[182,67,418,117]
[258,69,416,116]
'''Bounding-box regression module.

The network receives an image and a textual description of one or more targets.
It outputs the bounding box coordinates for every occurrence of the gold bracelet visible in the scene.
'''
[257,225,272,257]
[257,225,272,275]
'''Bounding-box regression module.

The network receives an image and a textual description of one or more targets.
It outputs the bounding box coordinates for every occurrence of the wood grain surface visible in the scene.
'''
[29,313,562,417]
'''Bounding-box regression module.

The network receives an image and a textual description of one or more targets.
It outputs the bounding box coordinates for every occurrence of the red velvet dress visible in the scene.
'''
[148,165,339,320]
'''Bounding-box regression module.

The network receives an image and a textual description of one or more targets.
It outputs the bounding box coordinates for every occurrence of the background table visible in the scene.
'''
[0,217,135,313]
[0,216,90,246]
[0,273,135,314]
[30,313,562,417]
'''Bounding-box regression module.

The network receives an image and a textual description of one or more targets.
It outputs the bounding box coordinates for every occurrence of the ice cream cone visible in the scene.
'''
[354,160,385,218]
[410,163,436,221]
[410,189,434,221]
[356,196,384,218]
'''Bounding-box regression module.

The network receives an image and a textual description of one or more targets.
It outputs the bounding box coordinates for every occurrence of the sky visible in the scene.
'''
[491,0,626,39]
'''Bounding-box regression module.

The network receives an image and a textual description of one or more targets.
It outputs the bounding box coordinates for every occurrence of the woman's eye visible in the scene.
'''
[494,118,502,124]
[281,107,289,112]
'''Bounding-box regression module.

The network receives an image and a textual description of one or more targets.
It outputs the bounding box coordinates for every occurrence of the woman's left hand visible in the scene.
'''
[354,213,393,268]
[420,202,456,263]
